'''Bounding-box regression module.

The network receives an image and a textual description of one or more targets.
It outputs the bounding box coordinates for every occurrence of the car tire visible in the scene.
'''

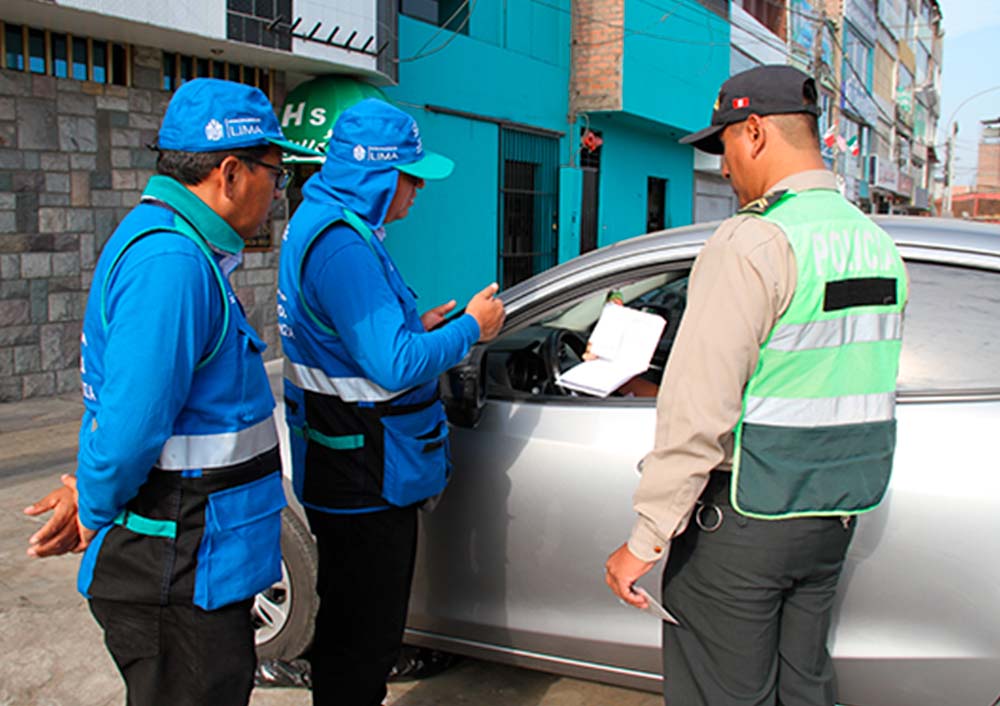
[253,508,318,660]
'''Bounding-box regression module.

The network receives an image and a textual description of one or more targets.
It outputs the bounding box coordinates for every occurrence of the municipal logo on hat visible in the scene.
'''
[328,98,455,180]
[157,78,322,157]
[205,119,224,142]
[224,117,264,139]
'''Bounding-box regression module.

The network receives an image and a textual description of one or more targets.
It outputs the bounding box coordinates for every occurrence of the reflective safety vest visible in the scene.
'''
[731,188,908,519]
[279,203,450,513]
[77,182,284,611]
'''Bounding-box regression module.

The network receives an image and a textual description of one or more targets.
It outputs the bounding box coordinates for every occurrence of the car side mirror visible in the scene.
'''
[441,345,487,428]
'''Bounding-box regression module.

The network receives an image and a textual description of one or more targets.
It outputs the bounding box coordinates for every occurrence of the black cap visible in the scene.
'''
[679,65,821,155]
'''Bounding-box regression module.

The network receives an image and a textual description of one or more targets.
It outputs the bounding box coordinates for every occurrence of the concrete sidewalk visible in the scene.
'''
[0,389,660,706]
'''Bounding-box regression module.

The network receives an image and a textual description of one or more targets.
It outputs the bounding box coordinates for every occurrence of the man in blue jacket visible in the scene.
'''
[278,98,505,706]
[24,78,319,705]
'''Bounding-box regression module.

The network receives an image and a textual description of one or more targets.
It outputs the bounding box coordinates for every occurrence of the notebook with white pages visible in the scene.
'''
[556,304,666,397]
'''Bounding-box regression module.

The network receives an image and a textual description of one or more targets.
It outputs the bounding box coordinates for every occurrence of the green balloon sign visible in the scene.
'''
[278,76,386,163]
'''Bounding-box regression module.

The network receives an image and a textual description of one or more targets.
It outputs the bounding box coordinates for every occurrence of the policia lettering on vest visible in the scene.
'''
[604,65,908,706]
[279,99,505,706]
[24,79,321,706]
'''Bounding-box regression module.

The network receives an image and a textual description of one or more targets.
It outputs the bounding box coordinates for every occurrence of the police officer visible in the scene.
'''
[278,98,504,706]
[604,65,908,706]
[25,78,319,705]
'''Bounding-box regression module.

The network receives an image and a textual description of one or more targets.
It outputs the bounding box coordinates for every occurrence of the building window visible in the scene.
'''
[227,0,292,50]
[737,0,785,39]
[0,22,130,86]
[52,33,68,78]
[162,52,273,98]
[844,25,873,88]
[92,40,108,83]
[4,24,24,71]
[27,28,45,74]
[646,177,669,233]
[71,37,88,80]
[498,127,560,289]
[400,0,470,35]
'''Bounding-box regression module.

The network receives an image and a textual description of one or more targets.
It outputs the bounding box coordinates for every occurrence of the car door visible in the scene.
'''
[831,247,1000,706]
[407,259,695,689]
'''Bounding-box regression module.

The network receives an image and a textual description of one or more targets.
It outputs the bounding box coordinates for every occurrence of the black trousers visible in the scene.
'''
[661,472,855,706]
[307,504,419,706]
[89,598,256,706]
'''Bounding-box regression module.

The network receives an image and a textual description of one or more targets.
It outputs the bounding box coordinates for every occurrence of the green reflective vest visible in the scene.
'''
[731,188,908,519]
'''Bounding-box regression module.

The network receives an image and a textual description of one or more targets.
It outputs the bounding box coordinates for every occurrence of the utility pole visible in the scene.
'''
[943,121,956,217]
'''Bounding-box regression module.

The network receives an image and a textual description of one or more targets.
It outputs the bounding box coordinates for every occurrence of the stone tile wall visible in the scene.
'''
[0,48,286,401]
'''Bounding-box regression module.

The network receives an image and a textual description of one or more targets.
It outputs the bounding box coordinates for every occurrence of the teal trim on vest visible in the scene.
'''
[291,425,365,450]
[99,225,231,371]
[113,509,178,539]
[142,176,244,255]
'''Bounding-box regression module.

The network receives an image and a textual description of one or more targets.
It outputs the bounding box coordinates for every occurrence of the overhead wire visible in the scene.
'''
[395,0,478,63]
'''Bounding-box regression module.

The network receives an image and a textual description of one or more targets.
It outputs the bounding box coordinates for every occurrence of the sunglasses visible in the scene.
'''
[240,156,293,190]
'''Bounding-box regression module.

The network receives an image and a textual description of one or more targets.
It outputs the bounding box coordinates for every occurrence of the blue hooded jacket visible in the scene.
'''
[278,127,479,513]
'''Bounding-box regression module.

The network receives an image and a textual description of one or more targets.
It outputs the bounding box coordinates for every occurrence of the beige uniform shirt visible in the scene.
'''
[627,169,841,562]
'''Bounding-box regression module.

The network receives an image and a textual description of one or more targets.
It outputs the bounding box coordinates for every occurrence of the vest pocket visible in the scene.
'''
[380,404,450,507]
[194,471,285,610]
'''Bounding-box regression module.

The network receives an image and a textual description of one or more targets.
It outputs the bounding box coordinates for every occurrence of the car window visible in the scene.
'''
[485,270,690,399]
[897,261,1000,392]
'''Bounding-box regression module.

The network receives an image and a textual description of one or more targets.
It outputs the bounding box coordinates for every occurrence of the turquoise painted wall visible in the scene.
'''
[389,2,570,131]
[380,112,501,310]
[588,114,695,247]
[382,6,573,305]
[377,0,727,304]
[622,0,730,132]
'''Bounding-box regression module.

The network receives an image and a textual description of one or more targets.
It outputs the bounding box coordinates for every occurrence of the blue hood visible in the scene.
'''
[300,150,399,230]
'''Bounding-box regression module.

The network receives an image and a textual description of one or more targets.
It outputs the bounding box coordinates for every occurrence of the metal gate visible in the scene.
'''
[498,127,559,289]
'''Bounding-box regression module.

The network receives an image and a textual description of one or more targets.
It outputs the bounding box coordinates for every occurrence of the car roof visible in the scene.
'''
[501,216,1000,302]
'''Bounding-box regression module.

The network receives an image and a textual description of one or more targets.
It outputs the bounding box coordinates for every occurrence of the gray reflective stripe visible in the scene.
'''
[285,361,407,402]
[744,392,895,427]
[157,417,278,470]
[767,313,902,352]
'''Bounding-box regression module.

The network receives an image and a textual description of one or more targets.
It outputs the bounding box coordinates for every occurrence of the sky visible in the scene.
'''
[937,0,1000,187]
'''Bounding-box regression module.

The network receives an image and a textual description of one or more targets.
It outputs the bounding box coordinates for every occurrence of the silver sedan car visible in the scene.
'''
[256,216,1000,706]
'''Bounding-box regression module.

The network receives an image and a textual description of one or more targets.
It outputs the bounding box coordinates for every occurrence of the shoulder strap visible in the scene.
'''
[296,209,388,338]
[101,226,230,370]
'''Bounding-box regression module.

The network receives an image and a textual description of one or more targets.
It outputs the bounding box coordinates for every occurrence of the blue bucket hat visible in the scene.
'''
[157,78,321,158]
[327,98,454,180]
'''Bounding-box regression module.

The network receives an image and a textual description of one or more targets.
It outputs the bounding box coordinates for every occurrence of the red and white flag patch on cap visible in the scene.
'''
[732,97,750,109]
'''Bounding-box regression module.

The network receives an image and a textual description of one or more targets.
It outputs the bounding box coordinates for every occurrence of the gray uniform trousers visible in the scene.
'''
[661,471,856,706]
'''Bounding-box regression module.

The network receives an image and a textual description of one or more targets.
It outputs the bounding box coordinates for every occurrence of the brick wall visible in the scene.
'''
[0,47,286,401]
[976,142,1000,192]
[571,0,625,115]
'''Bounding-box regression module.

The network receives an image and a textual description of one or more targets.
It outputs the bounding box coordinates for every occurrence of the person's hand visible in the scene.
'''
[465,283,505,342]
[605,543,657,609]
[421,300,457,331]
[63,475,97,552]
[583,342,597,361]
[24,474,82,557]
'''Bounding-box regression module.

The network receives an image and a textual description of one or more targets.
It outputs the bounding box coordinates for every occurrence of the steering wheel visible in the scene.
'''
[543,328,589,394]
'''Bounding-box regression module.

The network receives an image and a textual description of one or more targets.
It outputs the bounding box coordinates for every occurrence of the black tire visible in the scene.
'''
[254,508,319,660]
